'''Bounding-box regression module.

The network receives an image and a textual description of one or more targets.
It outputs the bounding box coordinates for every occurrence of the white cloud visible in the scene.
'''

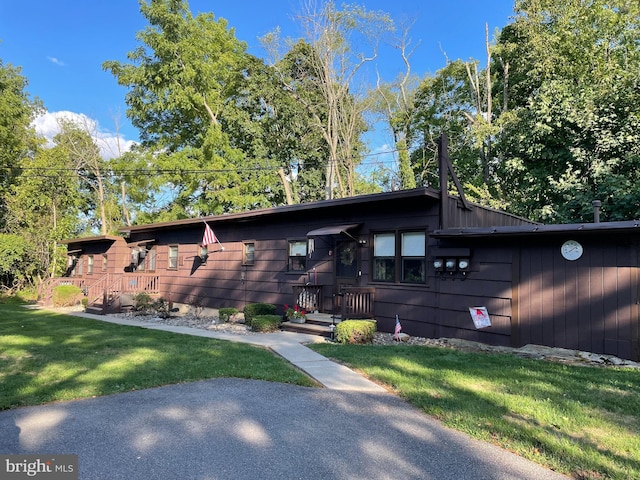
[47,56,65,66]
[32,111,136,158]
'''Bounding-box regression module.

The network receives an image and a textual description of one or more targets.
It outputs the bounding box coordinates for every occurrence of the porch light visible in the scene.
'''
[445,259,457,272]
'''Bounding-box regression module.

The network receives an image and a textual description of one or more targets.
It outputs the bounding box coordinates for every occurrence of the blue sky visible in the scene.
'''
[0,0,515,153]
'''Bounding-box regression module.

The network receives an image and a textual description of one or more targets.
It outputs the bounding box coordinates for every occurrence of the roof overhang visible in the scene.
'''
[432,220,640,239]
[60,235,121,245]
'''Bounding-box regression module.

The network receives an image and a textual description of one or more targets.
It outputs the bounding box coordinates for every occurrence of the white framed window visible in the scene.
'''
[401,232,426,283]
[243,242,255,265]
[168,245,178,270]
[288,240,307,272]
[373,233,395,281]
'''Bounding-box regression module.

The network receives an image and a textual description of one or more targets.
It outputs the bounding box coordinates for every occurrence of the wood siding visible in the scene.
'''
[514,237,639,361]
[59,188,640,361]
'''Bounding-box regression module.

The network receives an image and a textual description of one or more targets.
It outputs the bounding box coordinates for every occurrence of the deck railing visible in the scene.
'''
[293,284,323,312]
[41,273,161,310]
[337,287,375,319]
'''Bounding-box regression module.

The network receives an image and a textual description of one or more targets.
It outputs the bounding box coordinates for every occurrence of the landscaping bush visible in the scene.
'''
[52,285,83,307]
[218,307,238,323]
[151,297,171,318]
[335,320,377,344]
[243,303,276,326]
[251,314,282,333]
[133,292,153,312]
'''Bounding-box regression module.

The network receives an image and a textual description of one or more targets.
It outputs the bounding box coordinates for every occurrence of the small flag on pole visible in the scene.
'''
[201,222,218,247]
[394,314,402,341]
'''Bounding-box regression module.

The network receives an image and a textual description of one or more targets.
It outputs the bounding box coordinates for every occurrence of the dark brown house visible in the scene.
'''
[54,186,640,362]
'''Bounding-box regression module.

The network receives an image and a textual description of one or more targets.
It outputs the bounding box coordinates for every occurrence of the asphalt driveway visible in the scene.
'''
[0,378,569,480]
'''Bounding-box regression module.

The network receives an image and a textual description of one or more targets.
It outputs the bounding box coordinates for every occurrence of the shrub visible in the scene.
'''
[151,297,171,318]
[52,285,83,307]
[218,307,238,323]
[335,320,377,344]
[243,303,276,326]
[251,314,282,333]
[133,292,153,312]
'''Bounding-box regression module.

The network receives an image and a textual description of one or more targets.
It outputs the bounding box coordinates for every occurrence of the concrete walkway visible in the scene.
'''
[69,312,387,393]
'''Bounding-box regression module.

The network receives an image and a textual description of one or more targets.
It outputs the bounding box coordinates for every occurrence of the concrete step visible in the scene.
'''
[281,320,336,338]
[304,313,341,326]
[85,305,105,315]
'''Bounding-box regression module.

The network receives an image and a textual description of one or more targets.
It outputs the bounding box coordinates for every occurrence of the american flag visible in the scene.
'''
[201,222,218,247]
[394,314,402,341]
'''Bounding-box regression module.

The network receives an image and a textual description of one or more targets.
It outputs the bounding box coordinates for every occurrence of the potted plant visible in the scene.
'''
[284,304,306,324]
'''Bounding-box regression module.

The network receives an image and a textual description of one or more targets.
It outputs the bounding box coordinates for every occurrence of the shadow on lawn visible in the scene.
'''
[312,343,640,479]
[0,306,309,411]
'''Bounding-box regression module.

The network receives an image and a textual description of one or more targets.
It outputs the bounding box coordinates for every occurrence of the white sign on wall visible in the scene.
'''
[469,307,491,329]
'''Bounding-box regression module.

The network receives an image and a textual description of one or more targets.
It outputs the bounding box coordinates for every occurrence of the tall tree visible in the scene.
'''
[263,1,394,199]
[6,144,82,281]
[493,0,640,222]
[373,21,419,190]
[54,119,116,234]
[103,0,281,217]
[0,59,42,226]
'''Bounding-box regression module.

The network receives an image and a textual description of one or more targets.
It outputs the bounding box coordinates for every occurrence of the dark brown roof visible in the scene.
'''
[60,235,122,244]
[120,188,443,234]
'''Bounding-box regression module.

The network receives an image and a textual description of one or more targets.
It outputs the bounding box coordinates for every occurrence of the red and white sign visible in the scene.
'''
[469,307,491,329]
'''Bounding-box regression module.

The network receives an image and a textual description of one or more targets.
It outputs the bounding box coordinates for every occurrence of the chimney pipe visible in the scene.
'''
[592,200,601,223]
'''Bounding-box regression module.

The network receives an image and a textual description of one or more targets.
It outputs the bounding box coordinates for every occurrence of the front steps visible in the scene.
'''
[281,313,341,338]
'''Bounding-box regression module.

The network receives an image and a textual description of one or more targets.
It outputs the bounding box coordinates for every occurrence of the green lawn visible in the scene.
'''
[0,303,316,410]
[310,342,640,480]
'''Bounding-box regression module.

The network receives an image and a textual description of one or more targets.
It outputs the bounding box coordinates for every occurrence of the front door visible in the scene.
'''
[335,240,358,291]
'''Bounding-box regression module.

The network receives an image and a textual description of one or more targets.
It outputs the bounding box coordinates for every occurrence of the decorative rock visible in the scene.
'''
[396,333,410,342]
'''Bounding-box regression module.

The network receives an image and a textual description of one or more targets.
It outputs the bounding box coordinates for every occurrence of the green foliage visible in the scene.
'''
[52,284,83,307]
[0,234,37,290]
[492,0,640,222]
[251,314,282,332]
[243,303,276,326]
[0,59,42,200]
[218,307,238,323]
[132,293,171,317]
[334,320,376,344]
[133,292,153,312]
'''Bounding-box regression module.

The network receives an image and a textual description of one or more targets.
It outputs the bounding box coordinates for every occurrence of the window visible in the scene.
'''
[373,231,427,283]
[401,232,426,283]
[288,240,307,272]
[102,254,108,272]
[146,248,157,271]
[168,245,178,270]
[243,242,255,265]
[87,255,94,274]
[76,257,83,276]
[373,233,395,281]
